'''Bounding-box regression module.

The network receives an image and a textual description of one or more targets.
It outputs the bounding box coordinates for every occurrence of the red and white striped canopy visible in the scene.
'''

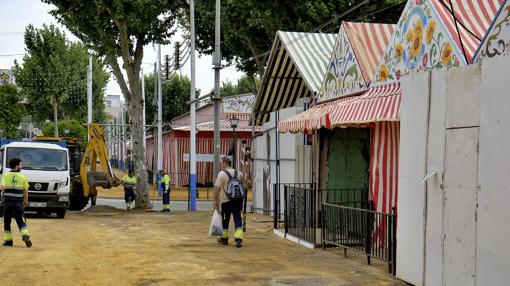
[329,83,401,127]
[278,83,401,133]
[431,0,504,63]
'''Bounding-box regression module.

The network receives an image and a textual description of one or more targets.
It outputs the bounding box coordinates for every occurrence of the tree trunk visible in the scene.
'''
[125,69,151,209]
[127,100,151,209]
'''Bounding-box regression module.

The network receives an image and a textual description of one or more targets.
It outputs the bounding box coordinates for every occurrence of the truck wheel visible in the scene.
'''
[56,210,66,219]
[0,207,3,217]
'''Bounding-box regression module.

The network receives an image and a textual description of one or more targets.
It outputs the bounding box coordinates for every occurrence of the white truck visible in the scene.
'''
[0,142,70,218]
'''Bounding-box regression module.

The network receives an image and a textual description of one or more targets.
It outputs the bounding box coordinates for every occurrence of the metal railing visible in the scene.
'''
[283,185,321,245]
[326,188,368,205]
[273,183,315,229]
[321,203,397,274]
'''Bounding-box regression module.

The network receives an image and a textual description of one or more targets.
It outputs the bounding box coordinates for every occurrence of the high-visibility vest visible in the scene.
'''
[161,175,170,191]
[122,175,137,189]
[1,171,29,202]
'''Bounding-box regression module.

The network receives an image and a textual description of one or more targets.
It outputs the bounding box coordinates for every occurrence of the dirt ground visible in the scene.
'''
[0,210,405,286]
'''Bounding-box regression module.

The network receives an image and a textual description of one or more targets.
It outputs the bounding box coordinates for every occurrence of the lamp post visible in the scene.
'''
[230,116,238,169]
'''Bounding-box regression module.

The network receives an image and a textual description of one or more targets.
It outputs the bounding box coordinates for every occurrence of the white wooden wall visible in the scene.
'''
[398,55,510,286]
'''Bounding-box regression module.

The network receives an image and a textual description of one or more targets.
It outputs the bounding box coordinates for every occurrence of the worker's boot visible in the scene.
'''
[217,230,229,245]
[22,235,32,248]
[234,229,244,248]
[217,237,228,245]
[2,240,13,247]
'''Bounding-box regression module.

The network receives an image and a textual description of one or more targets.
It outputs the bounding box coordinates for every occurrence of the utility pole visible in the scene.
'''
[87,55,93,127]
[153,62,158,186]
[141,68,146,151]
[213,0,221,180]
[157,44,163,174]
[189,0,197,211]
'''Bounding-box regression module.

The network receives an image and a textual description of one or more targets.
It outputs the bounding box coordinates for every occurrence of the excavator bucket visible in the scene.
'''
[87,171,110,189]
[80,123,121,201]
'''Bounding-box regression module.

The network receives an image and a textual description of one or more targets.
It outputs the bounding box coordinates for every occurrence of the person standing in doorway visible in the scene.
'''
[213,157,245,248]
[121,170,137,210]
[1,158,32,247]
[160,170,171,212]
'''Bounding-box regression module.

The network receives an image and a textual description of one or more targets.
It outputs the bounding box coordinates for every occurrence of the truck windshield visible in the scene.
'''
[6,147,68,171]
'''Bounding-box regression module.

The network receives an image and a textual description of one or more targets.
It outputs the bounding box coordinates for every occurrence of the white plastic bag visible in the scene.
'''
[208,210,223,236]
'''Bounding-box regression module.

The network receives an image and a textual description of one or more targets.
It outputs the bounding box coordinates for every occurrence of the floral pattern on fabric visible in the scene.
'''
[373,0,463,85]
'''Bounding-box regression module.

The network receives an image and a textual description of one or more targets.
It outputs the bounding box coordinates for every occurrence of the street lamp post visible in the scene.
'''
[230,116,238,169]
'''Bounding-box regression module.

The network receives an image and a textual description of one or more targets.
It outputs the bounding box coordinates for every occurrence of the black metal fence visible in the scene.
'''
[321,203,397,274]
[284,185,321,245]
[273,183,315,229]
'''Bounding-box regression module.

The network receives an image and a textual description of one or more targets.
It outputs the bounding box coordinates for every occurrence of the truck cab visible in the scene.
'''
[0,142,70,218]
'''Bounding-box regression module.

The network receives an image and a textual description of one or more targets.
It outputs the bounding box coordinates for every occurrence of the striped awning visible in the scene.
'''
[278,83,400,133]
[431,0,504,63]
[173,119,261,132]
[329,83,401,127]
[253,31,336,125]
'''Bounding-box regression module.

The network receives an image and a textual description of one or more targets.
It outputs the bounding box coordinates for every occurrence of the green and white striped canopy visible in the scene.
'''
[253,31,336,124]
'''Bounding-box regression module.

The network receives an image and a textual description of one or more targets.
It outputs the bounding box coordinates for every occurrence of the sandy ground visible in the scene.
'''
[0,210,405,286]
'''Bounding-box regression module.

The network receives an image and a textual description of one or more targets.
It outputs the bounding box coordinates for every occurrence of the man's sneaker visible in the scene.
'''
[217,237,228,245]
[2,240,13,247]
[22,235,32,248]
[235,240,243,248]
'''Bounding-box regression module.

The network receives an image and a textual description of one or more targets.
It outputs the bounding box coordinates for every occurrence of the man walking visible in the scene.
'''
[121,170,137,210]
[1,158,32,247]
[159,170,171,212]
[213,157,245,248]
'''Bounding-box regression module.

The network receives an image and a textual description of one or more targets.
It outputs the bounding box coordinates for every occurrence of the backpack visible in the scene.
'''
[224,170,245,200]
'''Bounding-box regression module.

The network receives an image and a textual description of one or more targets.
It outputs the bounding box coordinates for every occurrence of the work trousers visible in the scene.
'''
[221,199,243,239]
[124,188,136,203]
[3,201,28,239]
[161,182,170,209]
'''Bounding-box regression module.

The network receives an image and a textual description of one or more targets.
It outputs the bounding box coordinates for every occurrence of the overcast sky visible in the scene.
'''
[0,0,243,97]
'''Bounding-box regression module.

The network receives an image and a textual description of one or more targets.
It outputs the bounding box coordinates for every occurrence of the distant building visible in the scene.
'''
[104,94,124,121]
[0,69,14,84]
[104,95,128,169]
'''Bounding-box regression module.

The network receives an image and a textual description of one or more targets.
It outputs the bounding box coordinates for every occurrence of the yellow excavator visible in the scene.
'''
[80,123,121,206]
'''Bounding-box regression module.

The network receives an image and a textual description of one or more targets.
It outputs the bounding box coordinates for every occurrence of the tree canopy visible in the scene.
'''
[193,0,405,75]
[0,84,25,139]
[13,24,109,131]
[42,119,87,144]
[220,75,259,97]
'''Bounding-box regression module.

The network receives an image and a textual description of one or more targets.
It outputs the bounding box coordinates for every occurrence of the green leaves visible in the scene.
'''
[0,84,25,139]
[193,0,405,76]
[42,119,87,144]
[12,25,109,125]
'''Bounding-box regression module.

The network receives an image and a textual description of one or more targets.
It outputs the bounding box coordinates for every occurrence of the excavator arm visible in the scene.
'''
[80,123,121,205]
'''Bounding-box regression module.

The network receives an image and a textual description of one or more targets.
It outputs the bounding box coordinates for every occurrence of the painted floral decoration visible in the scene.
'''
[441,42,453,65]
[395,43,403,60]
[373,0,463,85]
[426,20,436,44]
[378,64,389,82]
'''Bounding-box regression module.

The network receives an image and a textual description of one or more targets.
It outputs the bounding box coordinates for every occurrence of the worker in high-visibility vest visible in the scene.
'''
[159,170,171,212]
[121,170,137,210]
[1,158,32,247]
